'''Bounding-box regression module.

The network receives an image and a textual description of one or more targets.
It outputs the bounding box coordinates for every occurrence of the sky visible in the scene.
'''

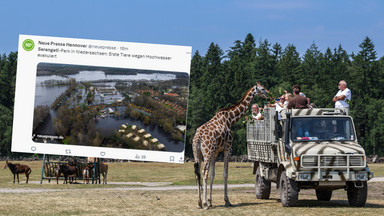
[1,0,384,58]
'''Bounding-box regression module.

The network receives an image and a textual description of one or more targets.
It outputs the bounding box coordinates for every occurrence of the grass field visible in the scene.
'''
[0,160,383,215]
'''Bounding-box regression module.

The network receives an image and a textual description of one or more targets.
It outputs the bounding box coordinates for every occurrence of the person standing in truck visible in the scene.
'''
[333,80,351,115]
[287,88,309,109]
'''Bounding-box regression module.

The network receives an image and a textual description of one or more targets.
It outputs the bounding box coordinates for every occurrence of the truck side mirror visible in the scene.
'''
[285,113,292,155]
[277,124,283,138]
[275,111,283,138]
[285,144,292,155]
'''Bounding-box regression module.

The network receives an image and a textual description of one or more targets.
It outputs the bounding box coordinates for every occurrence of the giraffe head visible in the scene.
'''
[254,82,269,99]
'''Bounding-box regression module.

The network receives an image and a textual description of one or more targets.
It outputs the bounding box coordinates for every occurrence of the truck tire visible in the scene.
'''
[279,171,299,207]
[255,166,271,199]
[347,182,367,207]
[316,189,332,201]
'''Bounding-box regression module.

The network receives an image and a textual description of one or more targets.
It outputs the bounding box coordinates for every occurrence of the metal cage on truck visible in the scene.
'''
[246,108,276,164]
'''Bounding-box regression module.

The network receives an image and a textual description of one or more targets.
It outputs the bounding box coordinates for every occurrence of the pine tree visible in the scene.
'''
[255,39,277,88]
[350,37,380,154]
[277,44,301,85]
[190,50,203,89]
[0,52,17,155]
[272,43,282,62]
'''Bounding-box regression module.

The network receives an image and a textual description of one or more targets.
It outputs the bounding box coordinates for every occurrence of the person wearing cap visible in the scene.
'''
[333,80,351,115]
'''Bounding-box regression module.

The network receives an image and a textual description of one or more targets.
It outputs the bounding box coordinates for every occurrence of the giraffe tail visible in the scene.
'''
[194,162,202,189]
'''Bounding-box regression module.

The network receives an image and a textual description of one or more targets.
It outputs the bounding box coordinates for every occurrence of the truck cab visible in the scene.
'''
[246,108,373,207]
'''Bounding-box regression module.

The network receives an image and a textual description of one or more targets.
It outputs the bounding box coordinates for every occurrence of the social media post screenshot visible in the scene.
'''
[13,35,192,163]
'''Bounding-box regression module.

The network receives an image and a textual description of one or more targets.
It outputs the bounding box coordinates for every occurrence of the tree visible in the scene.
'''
[0,52,17,109]
[277,44,301,85]
[255,39,277,88]
[272,43,282,62]
[0,105,12,155]
[350,37,380,154]
[190,50,204,89]
[0,52,17,156]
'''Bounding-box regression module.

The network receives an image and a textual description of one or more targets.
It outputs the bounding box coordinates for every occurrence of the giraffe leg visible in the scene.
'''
[195,159,203,209]
[223,151,232,207]
[193,136,203,209]
[202,160,211,210]
[224,132,233,207]
[208,158,216,208]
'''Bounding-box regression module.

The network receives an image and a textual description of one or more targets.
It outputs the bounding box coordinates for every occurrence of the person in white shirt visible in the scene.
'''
[333,80,351,115]
[284,93,292,108]
[274,95,286,120]
[245,104,264,121]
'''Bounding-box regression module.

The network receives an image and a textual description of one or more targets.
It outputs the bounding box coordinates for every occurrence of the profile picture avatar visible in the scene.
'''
[22,39,35,51]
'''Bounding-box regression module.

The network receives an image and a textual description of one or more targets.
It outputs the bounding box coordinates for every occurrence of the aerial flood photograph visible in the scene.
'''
[32,63,189,152]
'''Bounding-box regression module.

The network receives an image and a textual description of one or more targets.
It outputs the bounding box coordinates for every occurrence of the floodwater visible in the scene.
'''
[69,71,176,82]
[34,71,176,106]
[34,85,68,107]
[96,116,184,152]
[36,71,176,84]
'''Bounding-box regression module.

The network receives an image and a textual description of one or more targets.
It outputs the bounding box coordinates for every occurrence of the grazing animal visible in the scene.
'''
[82,164,94,184]
[4,161,32,183]
[87,157,108,184]
[56,164,78,184]
[82,167,90,184]
[100,162,108,184]
[193,83,268,209]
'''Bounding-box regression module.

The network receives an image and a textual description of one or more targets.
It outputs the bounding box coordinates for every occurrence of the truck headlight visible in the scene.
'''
[302,156,317,167]
[298,173,312,181]
[355,172,367,181]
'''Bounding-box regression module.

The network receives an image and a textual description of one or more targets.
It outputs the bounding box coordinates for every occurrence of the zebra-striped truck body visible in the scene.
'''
[247,107,373,207]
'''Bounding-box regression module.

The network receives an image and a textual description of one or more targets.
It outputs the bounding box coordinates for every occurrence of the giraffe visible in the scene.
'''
[193,83,268,209]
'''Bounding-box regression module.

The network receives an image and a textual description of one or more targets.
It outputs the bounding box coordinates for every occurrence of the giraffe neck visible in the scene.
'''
[224,86,257,127]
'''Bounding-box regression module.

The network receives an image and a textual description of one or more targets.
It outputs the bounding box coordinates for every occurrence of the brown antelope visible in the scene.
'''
[82,164,94,184]
[4,160,32,183]
[56,164,78,184]
[100,162,108,184]
[88,157,108,184]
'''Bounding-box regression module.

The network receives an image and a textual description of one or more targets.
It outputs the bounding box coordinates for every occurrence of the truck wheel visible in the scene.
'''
[347,182,367,207]
[255,167,271,199]
[279,171,299,207]
[316,189,332,201]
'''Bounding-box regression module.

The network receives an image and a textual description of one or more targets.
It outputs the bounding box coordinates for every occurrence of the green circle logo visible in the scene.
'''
[22,39,35,51]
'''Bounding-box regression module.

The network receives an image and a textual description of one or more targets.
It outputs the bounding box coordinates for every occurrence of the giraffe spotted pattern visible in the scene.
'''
[193,83,268,209]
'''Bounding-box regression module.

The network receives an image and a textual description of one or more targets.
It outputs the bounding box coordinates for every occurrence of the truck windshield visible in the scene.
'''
[291,117,355,142]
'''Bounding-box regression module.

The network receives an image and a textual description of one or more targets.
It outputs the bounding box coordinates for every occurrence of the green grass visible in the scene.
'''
[368,163,384,177]
[0,183,383,216]
[1,161,383,188]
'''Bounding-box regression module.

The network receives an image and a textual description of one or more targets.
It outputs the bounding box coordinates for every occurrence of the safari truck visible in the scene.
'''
[246,107,373,207]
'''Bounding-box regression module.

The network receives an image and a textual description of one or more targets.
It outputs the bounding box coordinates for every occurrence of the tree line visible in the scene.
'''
[1,34,384,157]
[186,34,384,157]
[0,52,16,155]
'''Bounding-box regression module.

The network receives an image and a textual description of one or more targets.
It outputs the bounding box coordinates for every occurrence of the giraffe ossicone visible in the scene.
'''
[193,83,269,209]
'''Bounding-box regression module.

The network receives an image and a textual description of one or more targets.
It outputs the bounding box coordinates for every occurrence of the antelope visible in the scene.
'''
[4,160,32,183]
